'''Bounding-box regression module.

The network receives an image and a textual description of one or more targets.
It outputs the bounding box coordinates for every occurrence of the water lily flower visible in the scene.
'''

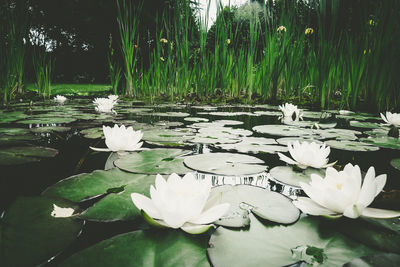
[160,38,168,44]
[108,94,118,102]
[93,97,116,113]
[339,110,353,115]
[277,25,287,33]
[380,112,400,127]
[226,38,231,44]
[51,204,75,218]
[90,124,143,152]
[53,95,67,104]
[131,173,230,234]
[279,103,303,121]
[293,164,400,219]
[278,141,336,169]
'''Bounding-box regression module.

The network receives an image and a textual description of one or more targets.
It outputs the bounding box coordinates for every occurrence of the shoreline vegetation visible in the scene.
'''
[1,0,399,112]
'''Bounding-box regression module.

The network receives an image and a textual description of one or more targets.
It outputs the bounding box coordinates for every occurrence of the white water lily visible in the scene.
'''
[339,110,353,115]
[279,103,303,121]
[131,173,230,234]
[278,141,335,169]
[90,124,143,152]
[51,204,74,218]
[108,94,118,102]
[380,112,400,127]
[93,97,116,113]
[53,95,67,104]
[293,163,400,219]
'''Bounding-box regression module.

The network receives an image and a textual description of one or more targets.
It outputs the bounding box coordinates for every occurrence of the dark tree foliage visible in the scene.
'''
[25,0,197,83]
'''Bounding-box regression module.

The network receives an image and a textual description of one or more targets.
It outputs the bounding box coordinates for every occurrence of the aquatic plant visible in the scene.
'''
[131,172,230,234]
[293,163,400,218]
[278,141,335,169]
[380,112,400,127]
[53,95,67,104]
[90,124,143,152]
[93,97,116,113]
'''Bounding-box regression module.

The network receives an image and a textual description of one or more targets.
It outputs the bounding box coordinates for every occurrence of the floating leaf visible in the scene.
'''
[210,185,299,226]
[115,149,192,175]
[269,166,325,187]
[207,215,377,267]
[360,136,400,150]
[214,137,287,154]
[0,196,83,267]
[60,229,209,267]
[0,146,58,165]
[253,125,313,137]
[325,140,380,152]
[391,158,400,171]
[184,152,267,176]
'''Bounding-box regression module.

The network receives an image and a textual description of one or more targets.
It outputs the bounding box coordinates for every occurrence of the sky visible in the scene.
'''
[195,0,249,29]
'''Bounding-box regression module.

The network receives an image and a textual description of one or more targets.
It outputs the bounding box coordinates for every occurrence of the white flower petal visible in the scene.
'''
[361,207,400,218]
[293,197,336,216]
[181,223,213,234]
[89,146,111,152]
[277,152,298,165]
[189,203,230,225]
[131,193,162,219]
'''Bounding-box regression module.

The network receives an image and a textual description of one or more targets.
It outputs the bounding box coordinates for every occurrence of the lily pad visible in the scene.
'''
[0,134,39,146]
[80,127,104,139]
[184,117,209,122]
[269,166,325,187]
[148,112,190,117]
[253,125,313,137]
[184,152,267,176]
[391,158,400,171]
[214,137,288,154]
[142,129,194,147]
[0,111,28,123]
[114,149,192,175]
[349,121,381,129]
[0,196,83,267]
[276,137,322,146]
[188,132,242,145]
[60,229,209,267]
[314,128,361,141]
[0,146,58,165]
[210,185,300,226]
[360,136,400,150]
[17,116,77,125]
[325,140,380,152]
[208,215,377,267]
[43,167,155,221]
[198,127,252,137]
[0,128,30,135]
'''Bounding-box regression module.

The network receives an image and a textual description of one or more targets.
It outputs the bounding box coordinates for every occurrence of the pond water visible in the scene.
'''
[1,98,400,266]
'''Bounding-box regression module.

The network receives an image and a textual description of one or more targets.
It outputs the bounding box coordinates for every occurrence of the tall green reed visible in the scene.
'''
[33,47,53,98]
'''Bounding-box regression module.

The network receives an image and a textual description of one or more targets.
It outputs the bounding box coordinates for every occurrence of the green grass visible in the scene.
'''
[25,83,112,96]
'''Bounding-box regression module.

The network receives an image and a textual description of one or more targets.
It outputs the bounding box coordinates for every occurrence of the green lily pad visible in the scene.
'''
[208,215,377,267]
[0,146,58,165]
[214,137,288,154]
[199,127,253,137]
[253,110,282,116]
[343,253,400,267]
[17,116,77,125]
[210,185,300,226]
[269,166,325,187]
[0,128,30,135]
[360,136,400,150]
[313,128,361,140]
[43,168,154,221]
[0,111,28,123]
[60,229,209,267]
[184,152,267,176]
[142,129,194,147]
[253,125,313,137]
[0,134,39,146]
[325,140,380,152]
[0,196,83,267]
[184,117,209,122]
[209,111,257,116]
[114,149,192,175]
[80,127,104,139]
[276,137,322,146]
[147,112,190,117]
[349,121,381,129]
[30,126,71,133]
[188,132,242,145]
[391,158,400,171]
